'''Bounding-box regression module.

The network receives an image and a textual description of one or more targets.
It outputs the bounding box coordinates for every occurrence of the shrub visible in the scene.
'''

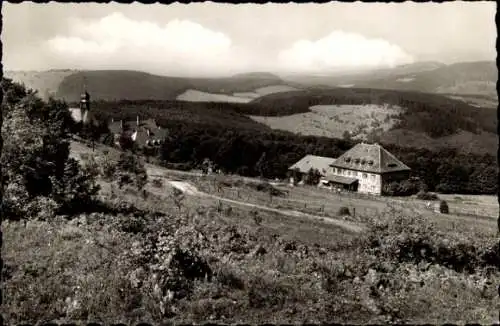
[337,206,351,216]
[152,178,163,188]
[416,191,439,201]
[438,200,449,214]
[116,152,148,191]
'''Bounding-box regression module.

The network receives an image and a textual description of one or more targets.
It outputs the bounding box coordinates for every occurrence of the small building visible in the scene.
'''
[108,116,167,148]
[288,155,336,184]
[328,142,411,195]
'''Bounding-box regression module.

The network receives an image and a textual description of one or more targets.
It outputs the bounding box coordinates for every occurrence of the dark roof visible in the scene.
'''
[325,175,359,185]
[132,129,150,146]
[288,155,336,175]
[330,143,410,174]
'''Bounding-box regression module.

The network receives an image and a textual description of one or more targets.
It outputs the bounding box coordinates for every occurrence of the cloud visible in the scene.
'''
[46,13,234,76]
[277,31,415,73]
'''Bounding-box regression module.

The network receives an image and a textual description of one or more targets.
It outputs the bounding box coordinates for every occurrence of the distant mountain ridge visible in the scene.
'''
[4,60,497,107]
[282,61,497,107]
[4,69,289,102]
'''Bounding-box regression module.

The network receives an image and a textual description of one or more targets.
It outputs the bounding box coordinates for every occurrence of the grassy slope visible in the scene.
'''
[4,69,76,100]
[2,140,499,324]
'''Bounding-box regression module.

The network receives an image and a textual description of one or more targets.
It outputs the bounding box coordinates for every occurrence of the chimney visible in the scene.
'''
[111,117,114,123]
[120,119,123,129]
[146,129,150,137]
[137,115,139,126]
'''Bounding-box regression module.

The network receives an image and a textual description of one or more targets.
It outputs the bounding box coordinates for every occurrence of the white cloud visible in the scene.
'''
[277,30,415,73]
[46,13,235,76]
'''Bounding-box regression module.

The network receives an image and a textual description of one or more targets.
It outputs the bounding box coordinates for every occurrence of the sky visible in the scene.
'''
[2,1,497,77]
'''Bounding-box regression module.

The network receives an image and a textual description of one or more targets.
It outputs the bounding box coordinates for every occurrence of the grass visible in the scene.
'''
[3,142,499,324]
[176,89,254,103]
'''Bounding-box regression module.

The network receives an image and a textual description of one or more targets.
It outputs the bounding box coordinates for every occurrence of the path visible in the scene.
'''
[163,177,364,233]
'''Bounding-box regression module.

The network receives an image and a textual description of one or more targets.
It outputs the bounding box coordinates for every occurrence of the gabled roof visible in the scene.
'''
[289,155,336,175]
[330,143,410,174]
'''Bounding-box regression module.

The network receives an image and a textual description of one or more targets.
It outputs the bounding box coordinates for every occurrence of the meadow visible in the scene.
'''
[249,104,403,139]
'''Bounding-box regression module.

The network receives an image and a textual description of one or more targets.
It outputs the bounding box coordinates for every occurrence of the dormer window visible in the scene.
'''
[361,159,366,165]
[354,158,360,164]
[387,163,397,168]
[368,160,374,165]
[345,157,351,163]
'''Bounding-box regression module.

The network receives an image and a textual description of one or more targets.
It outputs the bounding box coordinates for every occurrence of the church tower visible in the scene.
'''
[79,79,91,125]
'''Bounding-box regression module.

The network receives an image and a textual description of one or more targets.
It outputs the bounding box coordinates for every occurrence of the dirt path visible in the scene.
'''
[163,178,364,233]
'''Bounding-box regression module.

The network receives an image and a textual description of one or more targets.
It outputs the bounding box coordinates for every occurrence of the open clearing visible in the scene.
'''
[177,85,300,103]
[234,85,300,98]
[249,104,403,139]
[176,89,253,103]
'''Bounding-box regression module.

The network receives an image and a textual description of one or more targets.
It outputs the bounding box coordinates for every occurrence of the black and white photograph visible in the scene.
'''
[1,1,498,324]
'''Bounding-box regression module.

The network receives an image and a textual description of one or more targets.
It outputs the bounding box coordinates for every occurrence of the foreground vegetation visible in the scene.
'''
[3,178,499,323]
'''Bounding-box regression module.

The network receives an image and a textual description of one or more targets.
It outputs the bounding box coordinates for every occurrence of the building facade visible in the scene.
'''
[328,143,411,195]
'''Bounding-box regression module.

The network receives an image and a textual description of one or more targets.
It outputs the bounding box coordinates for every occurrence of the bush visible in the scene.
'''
[152,178,163,188]
[116,152,148,191]
[337,206,351,216]
[438,200,449,214]
[416,191,439,201]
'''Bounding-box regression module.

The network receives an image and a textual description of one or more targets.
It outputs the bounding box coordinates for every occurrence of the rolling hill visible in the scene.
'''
[4,69,295,102]
[282,61,498,108]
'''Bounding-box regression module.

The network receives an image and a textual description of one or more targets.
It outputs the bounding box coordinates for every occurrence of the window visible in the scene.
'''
[362,173,367,178]
[371,174,375,179]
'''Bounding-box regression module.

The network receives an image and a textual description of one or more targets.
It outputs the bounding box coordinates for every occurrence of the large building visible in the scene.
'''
[327,143,411,195]
[288,143,411,195]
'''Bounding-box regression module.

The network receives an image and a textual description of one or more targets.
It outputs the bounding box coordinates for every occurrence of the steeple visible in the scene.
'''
[80,76,91,124]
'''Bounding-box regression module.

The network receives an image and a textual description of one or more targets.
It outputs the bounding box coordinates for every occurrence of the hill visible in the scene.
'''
[5,69,294,102]
[4,69,76,100]
[282,61,497,108]
[248,88,497,154]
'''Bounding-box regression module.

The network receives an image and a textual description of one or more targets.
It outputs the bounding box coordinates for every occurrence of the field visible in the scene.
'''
[176,85,301,103]
[176,89,254,103]
[249,104,403,139]
[3,140,499,324]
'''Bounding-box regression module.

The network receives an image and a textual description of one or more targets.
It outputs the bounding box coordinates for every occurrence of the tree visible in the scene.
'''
[1,78,100,218]
[305,168,322,186]
[255,152,267,178]
[116,152,148,191]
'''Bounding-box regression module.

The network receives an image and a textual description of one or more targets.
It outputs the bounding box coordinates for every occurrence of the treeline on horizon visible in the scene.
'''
[87,99,497,196]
